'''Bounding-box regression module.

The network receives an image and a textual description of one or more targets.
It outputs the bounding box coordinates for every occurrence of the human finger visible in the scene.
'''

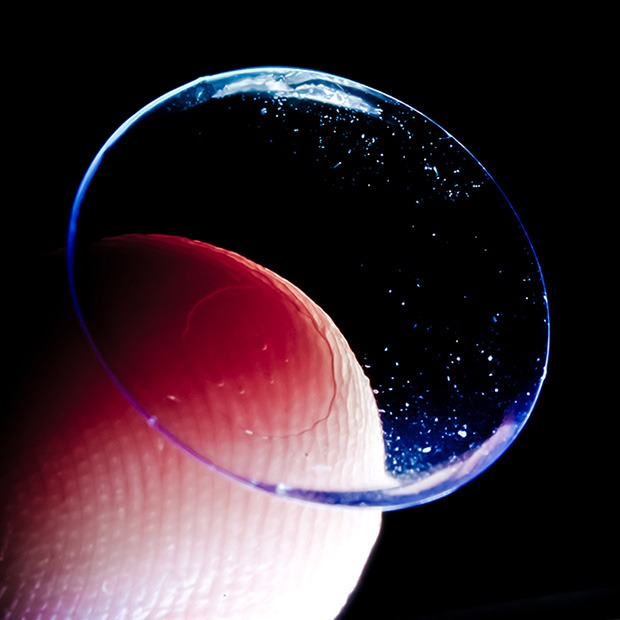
[1,240,383,619]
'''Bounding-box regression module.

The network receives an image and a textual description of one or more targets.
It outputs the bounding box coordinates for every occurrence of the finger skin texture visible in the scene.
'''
[1,241,383,619]
[80,234,391,492]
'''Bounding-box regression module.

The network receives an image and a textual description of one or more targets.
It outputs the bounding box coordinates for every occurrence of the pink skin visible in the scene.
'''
[1,236,384,618]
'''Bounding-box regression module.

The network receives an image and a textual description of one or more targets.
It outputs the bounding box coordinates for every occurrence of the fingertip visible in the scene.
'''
[78,234,391,493]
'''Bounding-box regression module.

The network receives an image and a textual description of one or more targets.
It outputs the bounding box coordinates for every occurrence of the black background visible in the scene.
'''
[6,9,618,619]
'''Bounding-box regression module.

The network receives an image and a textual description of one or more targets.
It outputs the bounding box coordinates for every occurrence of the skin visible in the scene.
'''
[1,236,384,619]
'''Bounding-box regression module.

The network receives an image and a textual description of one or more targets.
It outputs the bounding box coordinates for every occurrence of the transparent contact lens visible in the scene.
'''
[67,67,549,509]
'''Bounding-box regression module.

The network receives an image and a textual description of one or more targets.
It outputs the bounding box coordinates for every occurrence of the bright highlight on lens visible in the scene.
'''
[67,67,549,509]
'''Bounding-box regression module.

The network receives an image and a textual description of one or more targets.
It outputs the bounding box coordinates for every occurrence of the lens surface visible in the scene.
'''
[67,67,549,508]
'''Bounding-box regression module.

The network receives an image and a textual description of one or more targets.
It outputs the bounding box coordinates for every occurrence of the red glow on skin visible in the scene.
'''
[180,271,336,438]
[88,234,335,436]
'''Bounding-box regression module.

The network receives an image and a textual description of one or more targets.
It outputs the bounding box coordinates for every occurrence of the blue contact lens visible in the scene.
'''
[67,67,549,509]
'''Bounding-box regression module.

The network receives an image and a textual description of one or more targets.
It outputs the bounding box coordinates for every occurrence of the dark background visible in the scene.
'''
[7,9,617,619]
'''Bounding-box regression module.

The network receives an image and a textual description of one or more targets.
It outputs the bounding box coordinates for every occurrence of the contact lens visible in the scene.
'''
[67,67,549,509]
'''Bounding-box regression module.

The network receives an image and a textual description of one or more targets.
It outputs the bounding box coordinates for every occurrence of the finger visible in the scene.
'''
[1,242,383,619]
